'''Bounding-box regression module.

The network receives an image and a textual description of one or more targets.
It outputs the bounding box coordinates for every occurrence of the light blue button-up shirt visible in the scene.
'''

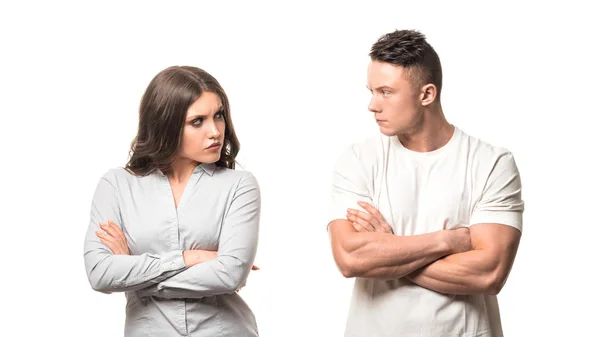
[84,163,260,337]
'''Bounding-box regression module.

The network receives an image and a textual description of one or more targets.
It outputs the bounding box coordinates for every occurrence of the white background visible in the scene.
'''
[1,1,598,336]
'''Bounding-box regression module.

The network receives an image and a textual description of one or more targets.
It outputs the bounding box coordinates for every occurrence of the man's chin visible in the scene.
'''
[378,126,398,137]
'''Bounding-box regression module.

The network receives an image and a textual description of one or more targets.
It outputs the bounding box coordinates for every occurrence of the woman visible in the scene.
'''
[83,66,261,337]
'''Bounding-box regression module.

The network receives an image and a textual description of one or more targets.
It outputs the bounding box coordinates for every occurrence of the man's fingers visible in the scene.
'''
[352,215,377,232]
[356,202,393,233]
[347,218,367,232]
[357,201,387,224]
[347,213,372,231]
[352,222,366,232]
[353,210,378,226]
[352,209,390,233]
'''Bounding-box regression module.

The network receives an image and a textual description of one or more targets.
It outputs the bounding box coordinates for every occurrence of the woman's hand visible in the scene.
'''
[96,220,130,255]
[236,265,260,293]
[183,250,261,271]
[96,221,261,278]
[183,250,218,267]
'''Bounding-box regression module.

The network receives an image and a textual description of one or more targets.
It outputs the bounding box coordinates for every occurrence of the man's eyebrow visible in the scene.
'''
[366,85,394,91]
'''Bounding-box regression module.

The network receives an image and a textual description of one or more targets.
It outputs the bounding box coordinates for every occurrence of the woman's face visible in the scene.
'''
[177,91,226,164]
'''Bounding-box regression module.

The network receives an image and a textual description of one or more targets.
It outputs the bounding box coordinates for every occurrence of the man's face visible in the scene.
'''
[366,61,423,136]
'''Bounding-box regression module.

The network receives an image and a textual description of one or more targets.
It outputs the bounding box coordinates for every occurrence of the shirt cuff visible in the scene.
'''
[470,211,523,232]
[159,250,187,273]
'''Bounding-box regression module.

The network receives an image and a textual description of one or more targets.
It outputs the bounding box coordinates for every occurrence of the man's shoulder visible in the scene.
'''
[458,127,515,161]
[330,133,389,178]
[338,133,389,161]
[455,128,520,183]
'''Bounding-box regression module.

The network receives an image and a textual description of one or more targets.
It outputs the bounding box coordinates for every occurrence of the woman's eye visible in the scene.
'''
[215,111,225,119]
[191,117,204,126]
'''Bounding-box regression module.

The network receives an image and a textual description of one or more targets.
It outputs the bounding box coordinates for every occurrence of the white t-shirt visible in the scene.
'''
[329,126,524,337]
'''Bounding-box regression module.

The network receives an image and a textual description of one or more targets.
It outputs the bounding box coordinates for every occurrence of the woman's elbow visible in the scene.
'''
[219,259,252,292]
[223,273,246,292]
[84,252,114,293]
[85,259,116,293]
[87,273,113,294]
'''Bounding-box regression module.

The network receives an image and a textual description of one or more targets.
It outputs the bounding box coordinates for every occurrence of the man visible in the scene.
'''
[327,29,524,337]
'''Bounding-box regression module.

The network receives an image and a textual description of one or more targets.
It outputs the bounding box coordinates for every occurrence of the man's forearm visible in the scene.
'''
[329,220,455,279]
[407,224,521,296]
[407,249,498,295]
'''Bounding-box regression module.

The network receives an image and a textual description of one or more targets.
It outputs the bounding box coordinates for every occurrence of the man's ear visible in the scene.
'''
[420,84,437,106]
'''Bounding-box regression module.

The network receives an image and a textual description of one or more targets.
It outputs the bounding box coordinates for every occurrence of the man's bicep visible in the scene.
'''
[328,146,373,225]
[328,218,356,237]
[469,223,521,288]
[470,223,521,252]
[470,152,525,231]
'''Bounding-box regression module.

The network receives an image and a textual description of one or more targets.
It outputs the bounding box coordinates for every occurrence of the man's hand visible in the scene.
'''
[444,227,473,254]
[346,201,394,234]
[96,220,130,255]
[346,201,472,254]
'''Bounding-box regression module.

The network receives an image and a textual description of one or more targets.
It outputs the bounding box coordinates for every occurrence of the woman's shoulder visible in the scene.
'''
[98,167,152,186]
[213,167,259,187]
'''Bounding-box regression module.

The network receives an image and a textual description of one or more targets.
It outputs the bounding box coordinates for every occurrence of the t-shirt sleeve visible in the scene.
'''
[470,152,525,231]
[328,145,373,229]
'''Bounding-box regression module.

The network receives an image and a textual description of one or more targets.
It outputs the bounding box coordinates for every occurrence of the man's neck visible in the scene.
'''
[397,109,454,153]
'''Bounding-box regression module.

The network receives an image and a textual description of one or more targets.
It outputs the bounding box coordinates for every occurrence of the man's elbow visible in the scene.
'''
[329,222,366,278]
[483,272,507,296]
[333,250,361,278]
[338,262,357,279]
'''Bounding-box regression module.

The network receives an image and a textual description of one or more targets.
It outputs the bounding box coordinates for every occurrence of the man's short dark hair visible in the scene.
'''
[370,29,443,99]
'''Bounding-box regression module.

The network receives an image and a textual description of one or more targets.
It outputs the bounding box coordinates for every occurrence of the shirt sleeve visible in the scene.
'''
[83,176,187,294]
[328,145,373,229]
[136,172,261,299]
[469,152,525,231]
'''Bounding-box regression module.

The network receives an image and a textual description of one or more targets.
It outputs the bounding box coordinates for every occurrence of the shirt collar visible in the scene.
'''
[196,162,216,176]
[154,162,217,177]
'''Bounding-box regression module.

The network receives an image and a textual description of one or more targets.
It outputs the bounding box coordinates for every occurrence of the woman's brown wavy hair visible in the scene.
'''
[126,66,240,176]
